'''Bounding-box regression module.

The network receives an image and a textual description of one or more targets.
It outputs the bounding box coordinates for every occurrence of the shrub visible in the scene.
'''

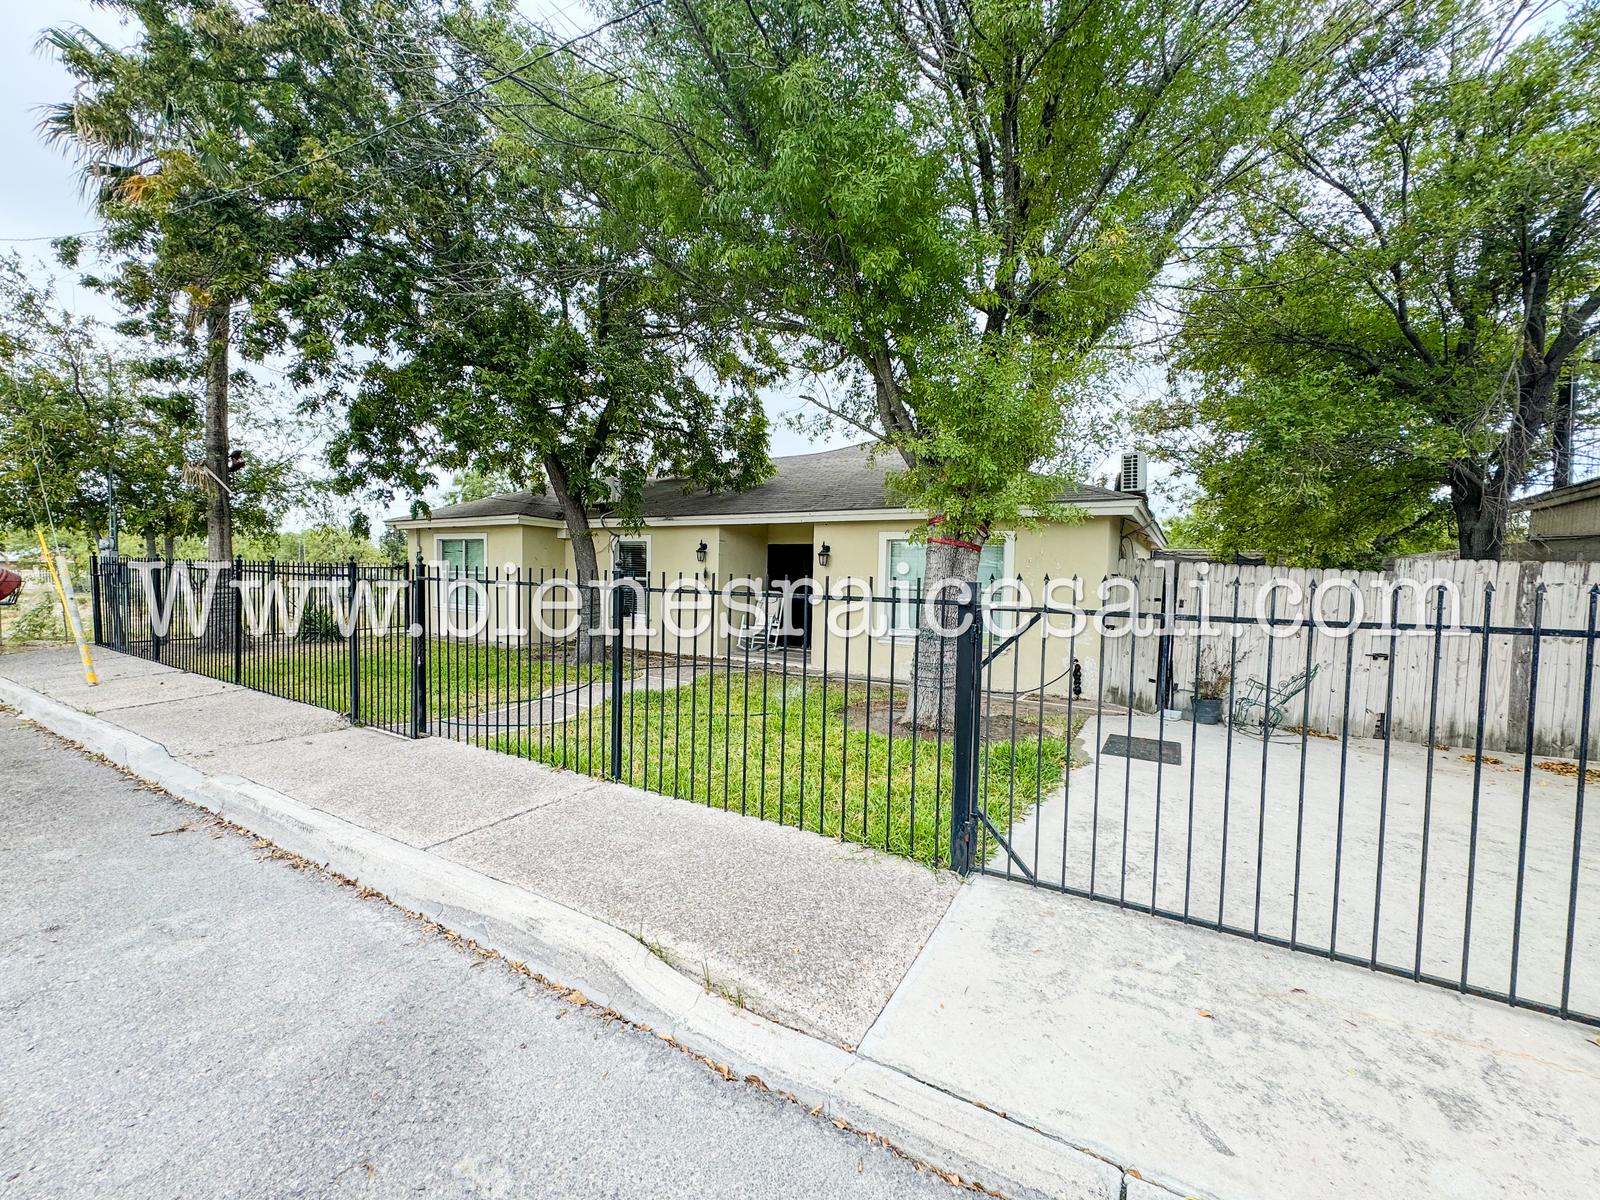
[294,600,343,643]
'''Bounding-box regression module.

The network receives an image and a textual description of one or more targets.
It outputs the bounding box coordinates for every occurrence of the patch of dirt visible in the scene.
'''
[843,692,1073,742]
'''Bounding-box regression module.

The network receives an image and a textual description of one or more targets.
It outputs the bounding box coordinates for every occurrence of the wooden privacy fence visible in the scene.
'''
[1102,557,1600,758]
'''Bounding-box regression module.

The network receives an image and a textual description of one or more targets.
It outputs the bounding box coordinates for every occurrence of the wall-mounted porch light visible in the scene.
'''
[817,542,831,567]
[696,540,709,563]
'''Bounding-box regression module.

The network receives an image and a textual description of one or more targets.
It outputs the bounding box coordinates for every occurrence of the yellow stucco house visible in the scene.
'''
[387,444,1163,692]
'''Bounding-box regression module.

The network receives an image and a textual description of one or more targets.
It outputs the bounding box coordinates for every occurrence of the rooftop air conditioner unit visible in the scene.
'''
[1118,450,1148,494]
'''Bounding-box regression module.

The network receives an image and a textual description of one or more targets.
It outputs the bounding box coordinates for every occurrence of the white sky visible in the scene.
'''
[0,0,1143,525]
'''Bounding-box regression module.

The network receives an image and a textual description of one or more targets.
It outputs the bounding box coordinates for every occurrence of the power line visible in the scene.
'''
[0,230,101,244]
[0,0,656,244]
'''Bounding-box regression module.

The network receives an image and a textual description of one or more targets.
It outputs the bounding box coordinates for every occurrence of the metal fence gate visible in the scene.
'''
[959,578,1599,1027]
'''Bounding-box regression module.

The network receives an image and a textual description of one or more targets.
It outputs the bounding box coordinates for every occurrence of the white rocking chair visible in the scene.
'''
[735,595,788,653]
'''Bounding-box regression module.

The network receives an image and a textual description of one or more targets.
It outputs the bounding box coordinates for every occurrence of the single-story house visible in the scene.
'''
[387,443,1164,692]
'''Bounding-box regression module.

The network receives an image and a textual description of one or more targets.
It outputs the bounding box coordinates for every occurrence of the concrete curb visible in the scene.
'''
[2,675,1181,1200]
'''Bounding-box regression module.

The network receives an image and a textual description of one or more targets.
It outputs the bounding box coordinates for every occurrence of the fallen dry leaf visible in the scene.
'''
[1197,1009,1214,1019]
[1460,753,1501,766]
[1537,760,1600,784]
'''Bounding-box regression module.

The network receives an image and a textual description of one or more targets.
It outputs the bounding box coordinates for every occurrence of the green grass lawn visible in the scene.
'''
[496,670,1085,868]
[175,635,617,726]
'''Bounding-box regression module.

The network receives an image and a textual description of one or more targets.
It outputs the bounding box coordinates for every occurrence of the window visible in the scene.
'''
[439,537,487,577]
[613,538,648,619]
[438,537,486,617]
[883,537,1009,633]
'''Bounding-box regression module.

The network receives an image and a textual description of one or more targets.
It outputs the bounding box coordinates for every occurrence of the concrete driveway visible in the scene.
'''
[990,710,1600,1017]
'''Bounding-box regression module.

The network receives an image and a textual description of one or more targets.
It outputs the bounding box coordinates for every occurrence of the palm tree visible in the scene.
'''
[38,15,250,562]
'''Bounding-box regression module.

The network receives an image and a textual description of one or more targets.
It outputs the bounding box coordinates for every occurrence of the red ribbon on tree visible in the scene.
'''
[925,515,988,552]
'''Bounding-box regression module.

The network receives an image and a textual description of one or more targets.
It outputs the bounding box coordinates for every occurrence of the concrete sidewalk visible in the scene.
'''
[0,648,952,1048]
[5,646,1600,1200]
[862,880,1600,1200]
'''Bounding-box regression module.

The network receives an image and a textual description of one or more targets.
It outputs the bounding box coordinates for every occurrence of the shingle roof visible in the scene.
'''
[409,490,567,522]
[402,443,1134,524]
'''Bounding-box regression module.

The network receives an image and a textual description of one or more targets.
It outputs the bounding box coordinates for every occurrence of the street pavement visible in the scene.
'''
[0,712,956,1200]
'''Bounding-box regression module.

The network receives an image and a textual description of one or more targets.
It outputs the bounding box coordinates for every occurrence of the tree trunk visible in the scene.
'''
[163,532,175,565]
[143,529,158,560]
[1553,374,1576,489]
[203,299,233,563]
[543,454,605,664]
[1448,460,1504,560]
[901,524,981,730]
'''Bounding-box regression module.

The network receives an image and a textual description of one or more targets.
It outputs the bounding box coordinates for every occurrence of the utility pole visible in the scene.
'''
[105,463,118,556]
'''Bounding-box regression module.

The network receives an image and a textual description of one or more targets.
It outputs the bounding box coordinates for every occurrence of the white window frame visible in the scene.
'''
[608,535,652,579]
[876,532,1015,637]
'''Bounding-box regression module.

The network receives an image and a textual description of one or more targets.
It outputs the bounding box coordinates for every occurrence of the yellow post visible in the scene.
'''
[35,528,97,686]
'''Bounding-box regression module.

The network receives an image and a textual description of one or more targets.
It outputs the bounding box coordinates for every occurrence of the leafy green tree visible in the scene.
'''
[1151,0,1600,564]
[1150,371,1460,567]
[378,526,409,566]
[227,524,387,564]
[266,4,770,655]
[0,255,203,555]
[512,0,1351,719]
[444,468,518,506]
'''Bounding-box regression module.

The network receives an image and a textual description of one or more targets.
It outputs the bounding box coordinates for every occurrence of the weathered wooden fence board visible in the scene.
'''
[1102,557,1600,757]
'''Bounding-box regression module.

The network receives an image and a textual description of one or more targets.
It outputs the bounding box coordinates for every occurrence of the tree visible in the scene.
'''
[269,5,771,656]
[444,468,517,506]
[378,525,409,566]
[510,0,1352,720]
[1151,0,1600,564]
[41,0,412,560]
[1149,370,1461,567]
[0,255,201,553]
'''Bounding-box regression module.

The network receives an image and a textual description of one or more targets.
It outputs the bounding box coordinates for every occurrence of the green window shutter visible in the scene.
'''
[439,538,466,574]
[439,538,486,577]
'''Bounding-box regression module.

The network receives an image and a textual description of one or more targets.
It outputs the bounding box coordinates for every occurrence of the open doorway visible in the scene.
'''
[765,543,814,649]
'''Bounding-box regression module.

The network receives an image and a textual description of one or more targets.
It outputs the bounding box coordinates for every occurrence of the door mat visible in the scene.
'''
[1100,734,1182,765]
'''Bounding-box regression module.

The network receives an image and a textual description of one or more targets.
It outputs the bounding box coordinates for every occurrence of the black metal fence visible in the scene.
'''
[92,556,420,735]
[87,554,1598,1026]
[995,578,1600,1028]
[88,554,1077,867]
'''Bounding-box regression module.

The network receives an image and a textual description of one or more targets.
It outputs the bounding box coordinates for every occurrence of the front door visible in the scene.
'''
[765,543,813,648]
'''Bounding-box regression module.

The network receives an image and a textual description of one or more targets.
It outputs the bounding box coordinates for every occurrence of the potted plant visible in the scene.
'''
[1192,651,1230,725]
